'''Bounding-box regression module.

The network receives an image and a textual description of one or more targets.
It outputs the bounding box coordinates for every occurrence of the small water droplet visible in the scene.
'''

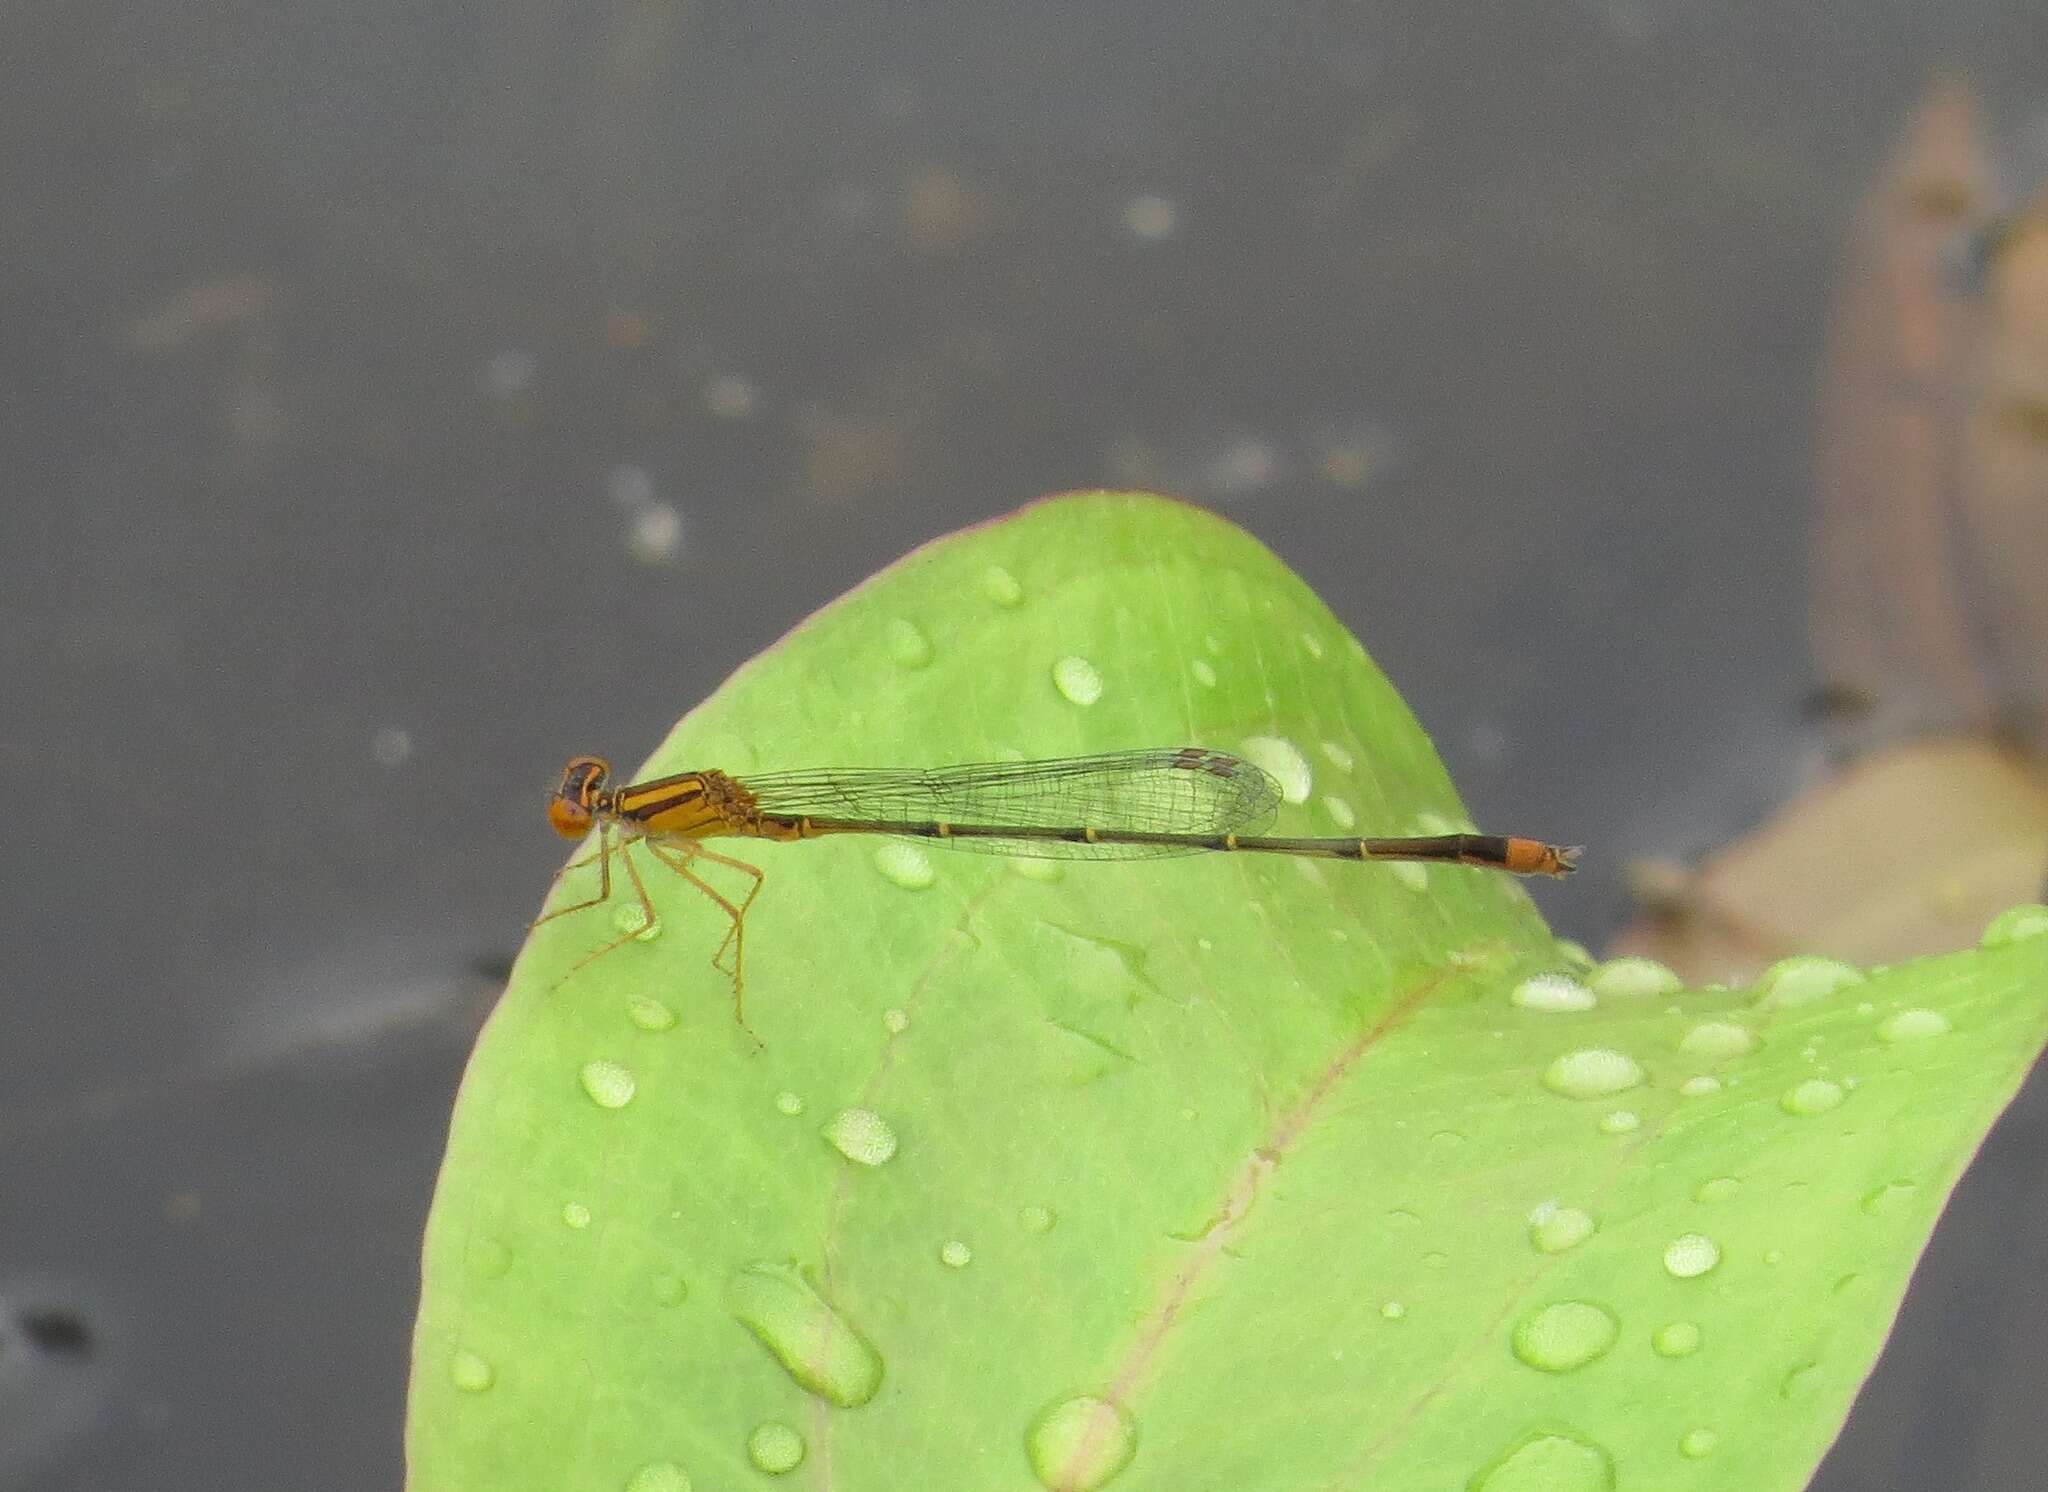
[1652,1320,1702,1358]
[1380,1300,1407,1320]
[873,842,936,890]
[468,1236,513,1278]
[1663,1233,1720,1278]
[747,1421,806,1475]
[1322,795,1357,830]
[1470,1431,1615,1492]
[1588,957,1681,998]
[1239,736,1312,803]
[1422,1250,1449,1268]
[1981,903,2048,947]
[562,1201,591,1230]
[1052,655,1104,706]
[1392,862,1429,892]
[1833,1272,1860,1294]
[1543,1048,1644,1099]
[1780,1361,1820,1400]
[1190,659,1218,687]
[981,565,1025,608]
[1693,1176,1740,1204]
[822,1107,899,1166]
[883,1007,910,1035]
[1752,956,1865,1009]
[449,1348,494,1392]
[1019,1204,1056,1233]
[1598,1109,1640,1134]
[886,618,933,668]
[624,1461,692,1492]
[1320,740,1355,772]
[612,901,662,941]
[939,1239,972,1268]
[1878,1008,1951,1041]
[1528,1204,1596,1253]
[1679,1021,1756,1058]
[1862,1179,1918,1216]
[1780,1077,1846,1116]
[1300,630,1326,659]
[726,1262,884,1407]
[1763,1248,1785,1265]
[579,1059,638,1110]
[628,995,678,1032]
[1679,1075,1723,1098]
[1679,1428,1719,1459]
[651,1272,687,1306]
[1511,1301,1619,1373]
[774,1090,804,1116]
[1512,974,1597,1013]
[1026,1394,1137,1492]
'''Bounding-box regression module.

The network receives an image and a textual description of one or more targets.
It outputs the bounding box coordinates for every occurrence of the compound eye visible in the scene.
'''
[548,797,594,839]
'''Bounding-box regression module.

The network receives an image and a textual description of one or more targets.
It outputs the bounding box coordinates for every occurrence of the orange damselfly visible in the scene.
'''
[536,746,1578,1026]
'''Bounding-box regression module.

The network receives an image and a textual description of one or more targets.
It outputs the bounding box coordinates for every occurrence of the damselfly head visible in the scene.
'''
[548,755,612,838]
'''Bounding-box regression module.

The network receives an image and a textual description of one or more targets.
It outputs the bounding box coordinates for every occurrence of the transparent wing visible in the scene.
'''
[739,747,1282,859]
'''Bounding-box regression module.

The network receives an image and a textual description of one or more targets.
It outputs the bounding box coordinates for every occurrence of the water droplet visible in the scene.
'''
[1780,1077,1846,1116]
[1833,1272,1860,1294]
[1588,957,1681,998]
[1763,1248,1785,1265]
[1190,659,1217,688]
[1694,1176,1740,1203]
[612,901,662,941]
[1019,1204,1056,1233]
[1380,1300,1407,1320]
[885,618,933,668]
[1510,1301,1619,1373]
[1862,1180,1918,1216]
[1239,736,1312,803]
[1752,956,1865,1009]
[774,1090,804,1116]
[1679,1075,1722,1098]
[1543,1048,1644,1099]
[822,1107,899,1166]
[873,842,936,890]
[1679,1428,1720,1459]
[1879,1008,1951,1041]
[938,1239,972,1268]
[579,1059,637,1110]
[1470,1431,1615,1492]
[1320,740,1355,772]
[883,1007,910,1035]
[562,1201,591,1230]
[747,1421,806,1475]
[1026,1394,1137,1492]
[449,1348,494,1392]
[1598,1109,1640,1134]
[628,995,678,1032]
[981,565,1024,608]
[624,1461,692,1492]
[651,1272,687,1306]
[1300,631,1326,659]
[1512,974,1597,1013]
[1392,862,1429,892]
[1780,1361,1820,1400]
[468,1236,513,1278]
[1652,1321,1702,1358]
[1422,1250,1449,1268]
[1679,1021,1756,1058]
[1662,1233,1720,1278]
[726,1262,884,1407]
[1528,1203,1596,1253]
[1322,795,1357,830]
[1052,655,1103,706]
[1982,903,2048,946]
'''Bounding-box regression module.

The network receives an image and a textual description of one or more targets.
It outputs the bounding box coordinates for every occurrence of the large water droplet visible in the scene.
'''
[1652,1320,1702,1358]
[1512,975,1596,1014]
[1679,1020,1756,1058]
[449,1348,494,1392]
[1752,956,1865,1009]
[1026,1394,1137,1492]
[1780,1078,1846,1117]
[1469,1431,1615,1492]
[628,995,678,1032]
[1239,736,1312,803]
[981,565,1025,608]
[939,1239,972,1269]
[873,842,936,890]
[747,1421,806,1475]
[1878,1008,1951,1041]
[1542,1049,1644,1099]
[822,1107,899,1166]
[579,1059,638,1110]
[1981,903,2048,947]
[1052,655,1104,706]
[726,1262,884,1407]
[624,1463,692,1492]
[1588,957,1681,998]
[1679,1428,1720,1459]
[1511,1301,1619,1372]
[1528,1202,1596,1253]
[1662,1234,1720,1278]
[886,618,933,668]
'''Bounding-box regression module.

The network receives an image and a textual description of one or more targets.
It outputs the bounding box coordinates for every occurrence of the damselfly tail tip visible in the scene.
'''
[1553,845,1583,876]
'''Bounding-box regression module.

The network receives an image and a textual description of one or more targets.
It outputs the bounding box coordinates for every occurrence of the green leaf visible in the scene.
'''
[407,492,2048,1492]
